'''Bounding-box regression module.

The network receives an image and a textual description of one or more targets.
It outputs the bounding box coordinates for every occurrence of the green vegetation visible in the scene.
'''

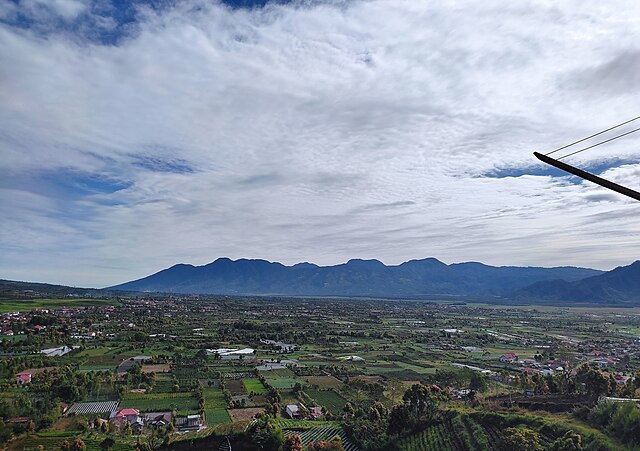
[0,298,120,313]
[1,295,639,450]
[243,378,267,395]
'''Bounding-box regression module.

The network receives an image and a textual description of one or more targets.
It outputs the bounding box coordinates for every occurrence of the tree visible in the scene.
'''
[550,430,582,450]
[576,366,609,400]
[249,416,284,450]
[100,437,116,451]
[308,435,345,451]
[60,438,87,451]
[504,427,543,451]
[387,404,410,435]
[402,384,443,423]
[283,434,303,451]
[470,373,488,393]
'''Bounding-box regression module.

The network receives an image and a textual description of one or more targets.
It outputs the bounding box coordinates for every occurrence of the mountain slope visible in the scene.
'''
[107,257,603,298]
[516,260,640,303]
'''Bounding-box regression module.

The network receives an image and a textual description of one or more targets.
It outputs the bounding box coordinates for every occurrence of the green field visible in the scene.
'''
[120,392,198,412]
[242,378,266,395]
[265,377,300,389]
[306,389,347,414]
[205,408,232,425]
[0,298,120,313]
[9,431,133,451]
[203,388,228,409]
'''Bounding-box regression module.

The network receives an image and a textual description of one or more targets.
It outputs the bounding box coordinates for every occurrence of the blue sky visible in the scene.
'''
[1,0,640,287]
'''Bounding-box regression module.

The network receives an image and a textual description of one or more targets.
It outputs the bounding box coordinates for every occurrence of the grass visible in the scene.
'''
[306,375,344,390]
[242,378,266,395]
[265,377,302,389]
[205,408,232,425]
[0,298,120,313]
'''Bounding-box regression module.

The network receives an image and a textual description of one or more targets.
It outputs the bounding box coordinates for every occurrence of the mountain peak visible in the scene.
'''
[345,258,385,268]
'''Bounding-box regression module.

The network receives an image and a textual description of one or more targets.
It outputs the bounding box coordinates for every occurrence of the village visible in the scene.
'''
[1,296,639,450]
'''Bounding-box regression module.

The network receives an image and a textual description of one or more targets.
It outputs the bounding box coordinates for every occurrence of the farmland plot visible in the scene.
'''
[284,426,359,451]
[120,392,198,412]
[242,378,266,395]
[306,389,347,414]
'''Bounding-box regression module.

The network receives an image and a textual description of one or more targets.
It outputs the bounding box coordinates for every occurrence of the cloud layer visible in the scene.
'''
[1,0,640,286]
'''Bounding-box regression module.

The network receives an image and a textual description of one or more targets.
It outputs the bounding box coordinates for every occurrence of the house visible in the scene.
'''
[144,412,173,428]
[286,404,300,419]
[115,408,140,423]
[613,374,631,385]
[500,353,519,364]
[442,329,463,337]
[175,414,204,432]
[6,417,31,431]
[16,371,32,384]
[592,357,618,368]
[309,406,323,420]
[109,409,142,433]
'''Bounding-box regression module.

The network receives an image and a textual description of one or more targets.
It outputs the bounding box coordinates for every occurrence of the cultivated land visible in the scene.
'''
[1,296,639,450]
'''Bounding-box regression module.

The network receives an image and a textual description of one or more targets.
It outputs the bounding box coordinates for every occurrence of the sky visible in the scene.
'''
[1,0,640,287]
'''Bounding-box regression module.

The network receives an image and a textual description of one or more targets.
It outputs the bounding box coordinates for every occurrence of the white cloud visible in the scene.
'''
[17,0,88,21]
[1,0,640,286]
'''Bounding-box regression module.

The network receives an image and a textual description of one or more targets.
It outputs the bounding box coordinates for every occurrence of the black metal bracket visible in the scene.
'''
[533,152,640,202]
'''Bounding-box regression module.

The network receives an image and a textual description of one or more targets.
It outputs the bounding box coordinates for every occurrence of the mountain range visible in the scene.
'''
[106,257,640,304]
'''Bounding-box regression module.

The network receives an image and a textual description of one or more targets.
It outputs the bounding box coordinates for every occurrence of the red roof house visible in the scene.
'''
[16,371,32,384]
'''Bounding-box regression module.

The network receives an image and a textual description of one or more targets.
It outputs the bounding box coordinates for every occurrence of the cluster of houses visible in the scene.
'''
[260,339,296,353]
[285,403,323,420]
[206,347,256,361]
[90,407,204,434]
[498,351,635,386]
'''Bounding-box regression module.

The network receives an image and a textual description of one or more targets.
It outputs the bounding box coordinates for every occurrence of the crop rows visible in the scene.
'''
[274,419,339,429]
[285,426,359,451]
[65,401,119,416]
[398,424,452,451]
[122,391,193,400]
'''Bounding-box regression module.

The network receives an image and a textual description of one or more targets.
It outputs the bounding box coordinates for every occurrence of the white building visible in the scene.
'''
[286,404,300,419]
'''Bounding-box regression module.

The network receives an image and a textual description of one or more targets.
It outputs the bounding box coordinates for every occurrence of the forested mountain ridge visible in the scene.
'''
[107,257,606,299]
